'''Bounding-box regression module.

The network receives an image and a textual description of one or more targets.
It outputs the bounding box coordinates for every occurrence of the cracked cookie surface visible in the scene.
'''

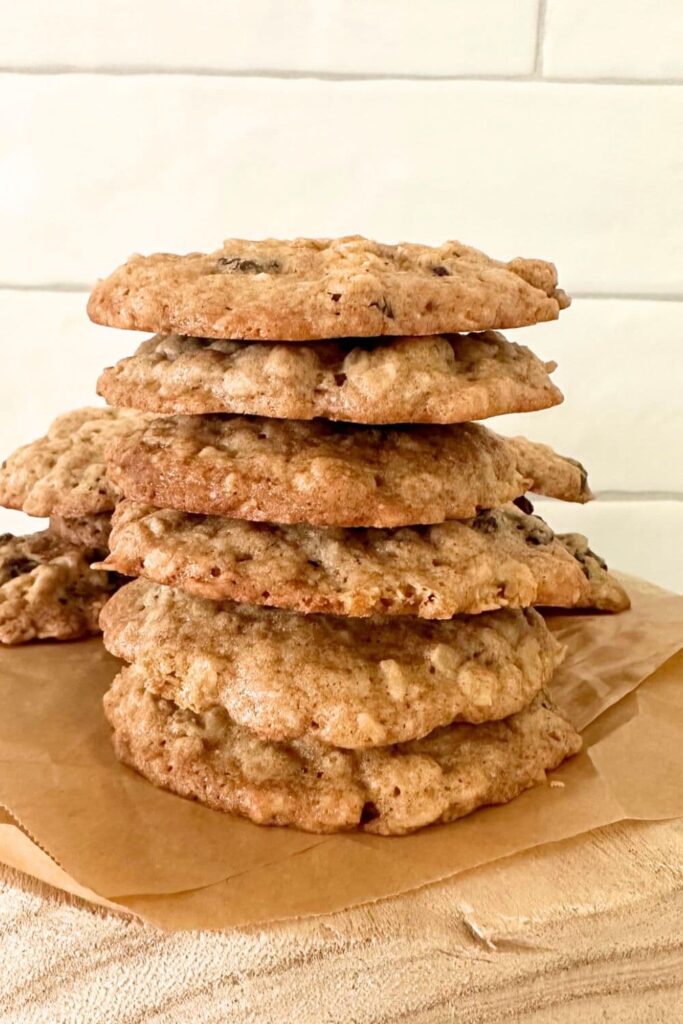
[105,667,581,834]
[97,331,563,424]
[88,235,569,341]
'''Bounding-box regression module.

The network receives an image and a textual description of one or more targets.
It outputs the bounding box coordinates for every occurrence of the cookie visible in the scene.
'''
[105,667,581,834]
[0,407,152,518]
[505,437,592,504]
[558,533,630,613]
[98,501,588,618]
[105,415,530,528]
[49,513,112,550]
[87,236,570,341]
[101,579,563,747]
[97,332,563,425]
[0,531,119,644]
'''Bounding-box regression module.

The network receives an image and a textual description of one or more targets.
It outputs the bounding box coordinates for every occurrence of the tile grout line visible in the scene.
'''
[533,0,548,78]
[2,283,682,303]
[0,67,681,86]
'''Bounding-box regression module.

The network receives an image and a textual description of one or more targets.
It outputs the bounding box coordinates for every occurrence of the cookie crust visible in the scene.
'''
[88,236,570,342]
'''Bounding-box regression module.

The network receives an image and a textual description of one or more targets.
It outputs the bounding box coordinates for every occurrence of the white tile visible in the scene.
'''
[1,76,681,294]
[533,499,683,594]
[1,1,539,76]
[0,290,133,462]
[492,299,683,494]
[0,509,47,537]
[544,0,683,81]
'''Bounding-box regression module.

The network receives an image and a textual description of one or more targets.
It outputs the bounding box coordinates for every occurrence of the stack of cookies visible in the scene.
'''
[81,236,628,834]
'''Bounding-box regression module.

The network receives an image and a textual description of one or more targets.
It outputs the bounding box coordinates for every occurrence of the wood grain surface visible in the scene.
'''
[0,817,681,1023]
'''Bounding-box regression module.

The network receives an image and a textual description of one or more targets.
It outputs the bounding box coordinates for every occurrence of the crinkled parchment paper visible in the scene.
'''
[0,574,681,931]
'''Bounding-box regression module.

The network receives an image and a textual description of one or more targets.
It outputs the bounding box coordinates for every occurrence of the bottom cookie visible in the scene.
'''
[104,666,582,835]
[0,530,119,644]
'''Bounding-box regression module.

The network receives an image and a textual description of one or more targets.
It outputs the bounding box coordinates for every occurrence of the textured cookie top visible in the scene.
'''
[87,236,570,341]
[506,437,592,504]
[105,415,530,527]
[558,533,630,613]
[105,668,581,834]
[0,407,152,518]
[97,331,563,425]
[101,579,562,748]
[99,501,588,618]
[0,530,118,645]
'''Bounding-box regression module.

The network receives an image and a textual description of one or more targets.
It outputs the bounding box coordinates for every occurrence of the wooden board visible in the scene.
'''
[0,817,680,1022]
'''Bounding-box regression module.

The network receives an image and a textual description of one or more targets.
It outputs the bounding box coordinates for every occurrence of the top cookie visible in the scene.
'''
[87,236,570,341]
[97,332,563,425]
[0,407,152,518]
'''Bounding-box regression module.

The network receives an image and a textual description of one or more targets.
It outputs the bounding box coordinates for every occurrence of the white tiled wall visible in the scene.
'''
[1,2,681,589]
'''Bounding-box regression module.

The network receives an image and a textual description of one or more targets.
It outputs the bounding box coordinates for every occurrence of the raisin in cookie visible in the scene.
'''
[88,236,569,341]
[105,668,581,834]
[98,501,588,617]
[97,332,563,424]
[0,531,119,644]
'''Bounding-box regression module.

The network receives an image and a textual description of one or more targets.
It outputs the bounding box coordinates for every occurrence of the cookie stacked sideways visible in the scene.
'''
[0,409,152,643]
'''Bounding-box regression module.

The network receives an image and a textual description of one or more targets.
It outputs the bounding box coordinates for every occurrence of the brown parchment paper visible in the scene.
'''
[0,573,682,932]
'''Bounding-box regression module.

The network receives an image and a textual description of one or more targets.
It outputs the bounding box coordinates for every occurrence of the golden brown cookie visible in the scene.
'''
[97,332,563,424]
[505,437,592,503]
[0,407,152,518]
[0,530,119,644]
[101,579,563,747]
[87,236,570,341]
[105,415,529,528]
[98,501,588,617]
[105,667,581,834]
[558,533,630,612]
